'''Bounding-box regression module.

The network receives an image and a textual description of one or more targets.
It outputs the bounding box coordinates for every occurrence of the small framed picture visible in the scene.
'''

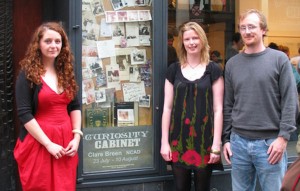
[131,49,146,65]
[139,95,150,108]
[110,0,126,10]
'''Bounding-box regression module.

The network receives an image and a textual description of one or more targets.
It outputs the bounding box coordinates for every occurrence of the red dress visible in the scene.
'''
[14,80,78,191]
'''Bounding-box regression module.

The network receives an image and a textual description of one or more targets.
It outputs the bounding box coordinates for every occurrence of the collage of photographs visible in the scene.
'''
[82,0,153,128]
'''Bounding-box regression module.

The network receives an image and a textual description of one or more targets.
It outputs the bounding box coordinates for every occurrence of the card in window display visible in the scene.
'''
[127,10,139,22]
[117,11,128,22]
[82,79,96,105]
[122,82,146,102]
[113,102,139,127]
[82,45,98,57]
[82,68,93,80]
[110,0,126,10]
[86,107,112,128]
[135,0,145,6]
[117,109,134,124]
[129,66,141,82]
[125,22,140,47]
[140,66,151,87]
[86,89,96,105]
[124,0,135,7]
[85,57,103,77]
[91,0,105,16]
[139,95,150,108]
[82,12,98,41]
[124,0,144,6]
[95,88,116,108]
[116,54,129,71]
[138,21,151,46]
[112,48,132,81]
[131,49,146,65]
[105,11,118,23]
[106,64,121,90]
[95,72,107,90]
[83,78,95,93]
[112,23,125,45]
[82,0,92,13]
[138,10,152,21]
[95,89,107,103]
[100,18,113,37]
[96,40,116,59]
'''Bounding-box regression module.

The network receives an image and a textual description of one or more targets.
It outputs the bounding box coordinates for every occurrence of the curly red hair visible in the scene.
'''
[20,22,78,99]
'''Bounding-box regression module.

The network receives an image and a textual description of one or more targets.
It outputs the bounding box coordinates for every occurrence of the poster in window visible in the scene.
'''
[83,126,154,172]
[86,107,112,128]
[113,101,138,126]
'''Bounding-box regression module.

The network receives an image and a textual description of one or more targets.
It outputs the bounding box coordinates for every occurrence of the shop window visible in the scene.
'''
[81,0,154,174]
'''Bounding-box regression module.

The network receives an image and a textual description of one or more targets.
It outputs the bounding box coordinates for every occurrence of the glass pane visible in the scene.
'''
[81,0,154,174]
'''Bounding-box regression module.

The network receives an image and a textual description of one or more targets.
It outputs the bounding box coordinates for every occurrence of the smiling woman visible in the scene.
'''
[161,21,224,191]
[14,22,82,191]
[39,30,62,61]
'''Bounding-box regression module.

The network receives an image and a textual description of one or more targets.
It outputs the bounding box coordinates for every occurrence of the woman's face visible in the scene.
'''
[39,29,62,61]
[183,29,201,55]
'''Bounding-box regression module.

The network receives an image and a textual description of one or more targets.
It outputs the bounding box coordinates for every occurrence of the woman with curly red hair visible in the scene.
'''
[14,22,82,191]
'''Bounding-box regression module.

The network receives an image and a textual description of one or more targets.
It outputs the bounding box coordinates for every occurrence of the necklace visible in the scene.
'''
[188,63,200,69]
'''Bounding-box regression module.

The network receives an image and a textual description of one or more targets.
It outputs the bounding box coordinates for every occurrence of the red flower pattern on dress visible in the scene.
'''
[203,115,208,123]
[204,155,210,164]
[172,140,178,146]
[207,146,211,152]
[172,151,179,162]
[185,118,190,125]
[189,126,197,137]
[182,150,202,166]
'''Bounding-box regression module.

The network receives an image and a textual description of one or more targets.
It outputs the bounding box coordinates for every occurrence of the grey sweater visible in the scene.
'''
[222,48,298,143]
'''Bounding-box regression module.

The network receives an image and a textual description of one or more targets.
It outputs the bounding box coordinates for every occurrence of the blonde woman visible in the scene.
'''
[160,22,224,191]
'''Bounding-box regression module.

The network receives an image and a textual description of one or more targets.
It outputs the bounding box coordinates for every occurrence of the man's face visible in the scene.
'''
[239,13,266,48]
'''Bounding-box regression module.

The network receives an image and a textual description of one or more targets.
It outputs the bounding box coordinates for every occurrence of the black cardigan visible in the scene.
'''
[15,71,81,141]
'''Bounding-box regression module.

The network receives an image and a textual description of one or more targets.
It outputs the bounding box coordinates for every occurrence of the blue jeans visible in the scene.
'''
[230,132,287,191]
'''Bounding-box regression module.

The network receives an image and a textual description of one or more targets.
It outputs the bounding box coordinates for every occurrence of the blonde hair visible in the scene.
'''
[177,22,210,65]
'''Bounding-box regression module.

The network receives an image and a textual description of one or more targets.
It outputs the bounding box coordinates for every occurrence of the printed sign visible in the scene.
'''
[82,126,154,173]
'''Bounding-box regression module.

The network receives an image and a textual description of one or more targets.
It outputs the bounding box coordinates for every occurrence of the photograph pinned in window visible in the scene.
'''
[131,49,146,65]
[95,89,106,103]
[92,0,105,16]
[110,0,126,10]
[139,95,150,108]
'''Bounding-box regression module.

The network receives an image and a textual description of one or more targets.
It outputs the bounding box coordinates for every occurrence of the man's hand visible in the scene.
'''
[267,137,287,165]
[223,142,232,165]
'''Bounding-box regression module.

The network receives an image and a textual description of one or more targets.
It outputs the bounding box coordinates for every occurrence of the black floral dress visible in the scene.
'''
[166,62,223,170]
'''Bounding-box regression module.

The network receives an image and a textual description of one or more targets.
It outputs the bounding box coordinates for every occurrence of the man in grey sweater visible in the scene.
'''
[222,9,298,191]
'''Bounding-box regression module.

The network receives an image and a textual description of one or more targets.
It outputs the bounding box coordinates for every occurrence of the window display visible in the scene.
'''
[81,0,154,173]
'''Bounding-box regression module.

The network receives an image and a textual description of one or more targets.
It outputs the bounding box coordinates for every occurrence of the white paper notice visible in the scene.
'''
[96,40,116,58]
[122,82,146,102]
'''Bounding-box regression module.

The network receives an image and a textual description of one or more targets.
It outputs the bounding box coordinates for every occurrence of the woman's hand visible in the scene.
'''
[65,136,80,157]
[208,144,221,164]
[208,152,221,164]
[45,142,66,159]
[160,143,172,161]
